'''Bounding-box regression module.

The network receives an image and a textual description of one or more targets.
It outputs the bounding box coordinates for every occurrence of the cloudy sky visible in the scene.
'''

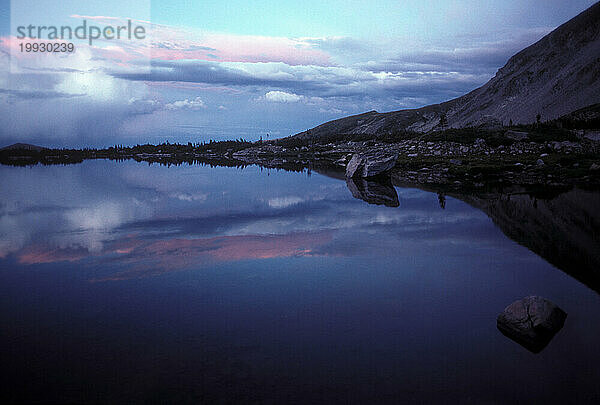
[0,0,597,147]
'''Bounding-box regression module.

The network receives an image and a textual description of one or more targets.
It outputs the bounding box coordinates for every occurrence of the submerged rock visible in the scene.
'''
[346,177,399,207]
[345,152,398,178]
[497,296,567,353]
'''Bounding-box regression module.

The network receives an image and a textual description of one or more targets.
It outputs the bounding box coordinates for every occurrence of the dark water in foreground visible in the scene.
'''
[1,160,599,404]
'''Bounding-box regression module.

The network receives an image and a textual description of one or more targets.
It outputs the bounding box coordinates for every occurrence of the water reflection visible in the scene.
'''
[461,188,600,293]
[0,161,491,280]
[2,160,600,403]
[1,161,599,292]
[341,173,600,294]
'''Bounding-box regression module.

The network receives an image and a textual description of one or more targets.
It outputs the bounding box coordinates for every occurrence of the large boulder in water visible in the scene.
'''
[345,152,398,178]
[497,296,567,353]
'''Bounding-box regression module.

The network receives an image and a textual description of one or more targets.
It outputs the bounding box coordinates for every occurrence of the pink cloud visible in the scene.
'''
[71,15,333,66]
[18,245,90,265]
[2,15,334,76]
[15,231,334,281]
[150,33,332,66]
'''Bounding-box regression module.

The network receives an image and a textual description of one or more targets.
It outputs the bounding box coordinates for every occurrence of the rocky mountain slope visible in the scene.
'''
[292,2,600,141]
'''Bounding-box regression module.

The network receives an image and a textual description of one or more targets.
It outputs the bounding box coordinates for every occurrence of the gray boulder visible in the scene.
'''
[345,152,398,178]
[345,154,364,177]
[497,296,567,353]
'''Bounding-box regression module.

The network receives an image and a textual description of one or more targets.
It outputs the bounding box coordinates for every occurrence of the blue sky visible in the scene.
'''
[149,0,593,38]
[0,0,597,147]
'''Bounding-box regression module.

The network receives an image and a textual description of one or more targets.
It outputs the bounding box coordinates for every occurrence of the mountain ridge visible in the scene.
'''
[291,2,600,141]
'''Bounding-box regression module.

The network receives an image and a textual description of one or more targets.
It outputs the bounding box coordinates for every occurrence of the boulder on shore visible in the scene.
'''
[345,152,398,178]
[497,296,567,353]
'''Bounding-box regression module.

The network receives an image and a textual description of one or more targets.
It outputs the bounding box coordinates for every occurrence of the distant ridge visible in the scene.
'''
[0,143,46,152]
[292,2,600,141]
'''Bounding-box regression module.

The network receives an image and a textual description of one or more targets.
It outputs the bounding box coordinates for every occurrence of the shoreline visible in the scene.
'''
[2,131,600,191]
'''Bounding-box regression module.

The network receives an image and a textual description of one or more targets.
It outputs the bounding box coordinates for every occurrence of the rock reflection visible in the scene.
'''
[345,177,400,207]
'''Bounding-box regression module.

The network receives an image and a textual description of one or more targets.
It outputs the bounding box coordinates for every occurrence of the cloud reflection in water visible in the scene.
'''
[0,160,495,281]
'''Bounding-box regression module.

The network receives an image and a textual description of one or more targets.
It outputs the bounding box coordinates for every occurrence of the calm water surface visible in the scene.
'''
[1,160,599,403]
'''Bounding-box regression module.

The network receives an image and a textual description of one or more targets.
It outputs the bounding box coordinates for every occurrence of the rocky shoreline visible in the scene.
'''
[229,137,600,189]
[3,131,600,190]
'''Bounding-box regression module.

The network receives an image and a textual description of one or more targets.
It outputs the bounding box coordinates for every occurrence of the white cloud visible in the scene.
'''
[264,90,303,103]
[164,96,206,110]
[170,192,208,202]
